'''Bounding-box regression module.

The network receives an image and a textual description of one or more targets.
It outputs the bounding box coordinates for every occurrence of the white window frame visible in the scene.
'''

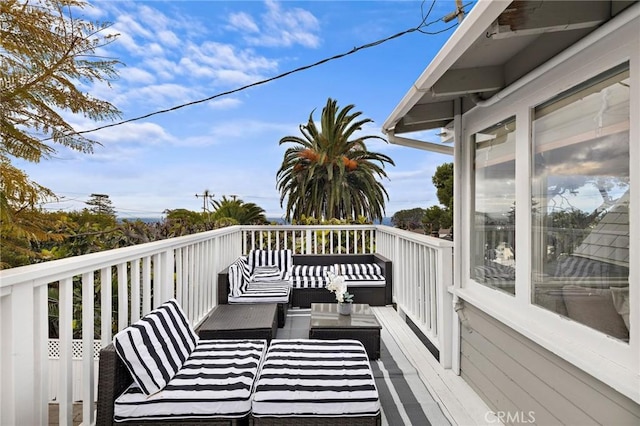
[453,13,639,403]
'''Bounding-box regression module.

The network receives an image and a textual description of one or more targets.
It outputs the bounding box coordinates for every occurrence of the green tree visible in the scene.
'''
[211,196,267,225]
[391,208,426,230]
[86,193,116,217]
[1,0,121,265]
[423,162,454,234]
[432,162,454,211]
[276,98,394,222]
[422,205,451,234]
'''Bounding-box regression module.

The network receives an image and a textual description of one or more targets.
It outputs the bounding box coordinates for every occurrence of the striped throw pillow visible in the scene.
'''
[113,299,198,395]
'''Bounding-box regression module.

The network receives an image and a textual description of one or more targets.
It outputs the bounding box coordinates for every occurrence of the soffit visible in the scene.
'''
[385,0,628,136]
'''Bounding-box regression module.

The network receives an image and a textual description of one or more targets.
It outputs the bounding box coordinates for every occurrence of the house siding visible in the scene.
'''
[459,302,640,426]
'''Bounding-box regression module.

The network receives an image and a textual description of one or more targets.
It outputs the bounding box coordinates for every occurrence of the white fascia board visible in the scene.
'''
[382,0,511,134]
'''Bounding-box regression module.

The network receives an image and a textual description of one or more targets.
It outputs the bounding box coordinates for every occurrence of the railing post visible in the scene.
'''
[2,283,34,425]
[437,245,454,369]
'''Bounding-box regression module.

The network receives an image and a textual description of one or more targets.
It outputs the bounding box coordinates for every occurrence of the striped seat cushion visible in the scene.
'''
[334,263,386,287]
[291,276,328,289]
[114,339,267,422]
[229,281,290,304]
[113,299,198,395]
[251,339,380,418]
[290,265,334,289]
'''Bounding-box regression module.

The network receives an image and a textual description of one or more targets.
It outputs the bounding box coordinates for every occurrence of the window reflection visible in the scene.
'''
[471,117,516,295]
[531,64,630,341]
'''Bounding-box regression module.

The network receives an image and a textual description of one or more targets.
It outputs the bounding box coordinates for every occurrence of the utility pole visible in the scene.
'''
[455,0,465,23]
[195,190,214,213]
[443,0,466,24]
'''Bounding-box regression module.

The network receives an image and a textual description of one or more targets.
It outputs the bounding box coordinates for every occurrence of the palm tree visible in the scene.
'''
[277,98,394,222]
[210,196,267,225]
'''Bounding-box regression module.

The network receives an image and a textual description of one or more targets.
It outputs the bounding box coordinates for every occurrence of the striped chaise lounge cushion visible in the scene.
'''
[251,339,380,420]
[290,264,335,289]
[334,263,386,287]
[113,298,197,395]
[114,339,267,422]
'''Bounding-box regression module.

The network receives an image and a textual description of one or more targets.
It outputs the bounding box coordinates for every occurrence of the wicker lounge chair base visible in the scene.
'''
[97,343,256,426]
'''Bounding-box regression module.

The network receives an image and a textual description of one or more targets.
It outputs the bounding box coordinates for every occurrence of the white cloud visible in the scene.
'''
[158,30,181,47]
[228,12,260,33]
[120,67,156,84]
[113,83,195,108]
[230,0,321,48]
[208,98,242,109]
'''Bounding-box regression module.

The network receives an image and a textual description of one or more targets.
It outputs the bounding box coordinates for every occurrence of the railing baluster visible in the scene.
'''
[58,277,73,426]
[117,263,128,331]
[101,268,112,347]
[82,272,95,425]
[142,256,151,315]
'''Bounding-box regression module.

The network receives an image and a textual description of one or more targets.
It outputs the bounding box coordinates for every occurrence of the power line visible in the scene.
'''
[43,2,465,141]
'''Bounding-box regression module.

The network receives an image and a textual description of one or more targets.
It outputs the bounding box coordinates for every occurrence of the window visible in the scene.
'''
[471,117,516,294]
[531,64,630,341]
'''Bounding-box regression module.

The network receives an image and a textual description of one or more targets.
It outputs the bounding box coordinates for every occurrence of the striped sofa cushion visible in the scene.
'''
[291,264,334,277]
[334,263,385,287]
[114,339,267,422]
[247,249,293,279]
[113,299,198,395]
[251,339,380,418]
[228,257,251,297]
[290,265,334,289]
[291,276,328,289]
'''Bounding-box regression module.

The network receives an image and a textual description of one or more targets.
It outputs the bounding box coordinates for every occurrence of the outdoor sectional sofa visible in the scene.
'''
[96,299,381,425]
[218,250,392,310]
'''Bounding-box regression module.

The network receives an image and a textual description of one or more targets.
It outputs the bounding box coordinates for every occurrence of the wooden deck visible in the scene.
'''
[372,306,496,425]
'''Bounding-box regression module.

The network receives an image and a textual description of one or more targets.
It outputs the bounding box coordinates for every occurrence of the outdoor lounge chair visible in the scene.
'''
[96,299,267,425]
[221,255,290,327]
[250,339,381,425]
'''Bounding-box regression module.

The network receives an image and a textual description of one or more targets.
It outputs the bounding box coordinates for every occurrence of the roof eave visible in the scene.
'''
[382,0,512,134]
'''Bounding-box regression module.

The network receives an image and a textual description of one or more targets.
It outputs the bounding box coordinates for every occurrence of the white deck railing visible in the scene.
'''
[0,224,453,426]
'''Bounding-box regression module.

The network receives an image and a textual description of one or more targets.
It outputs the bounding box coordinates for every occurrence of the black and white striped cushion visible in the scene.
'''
[113,299,198,395]
[335,263,385,286]
[247,249,293,278]
[252,339,380,418]
[229,257,251,297]
[114,339,267,421]
[251,265,283,282]
[291,276,328,289]
[336,263,383,276]
[229,282,290,303]
[291,264,334,277]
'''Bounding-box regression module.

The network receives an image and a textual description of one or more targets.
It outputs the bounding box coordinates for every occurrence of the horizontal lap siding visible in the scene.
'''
[460,303,640,426]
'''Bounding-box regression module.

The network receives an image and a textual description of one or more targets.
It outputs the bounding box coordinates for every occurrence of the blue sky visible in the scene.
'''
[19,0,460,220]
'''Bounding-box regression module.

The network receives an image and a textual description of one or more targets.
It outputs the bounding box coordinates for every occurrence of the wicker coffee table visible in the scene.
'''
[308,303,381,359]
[197,303,278,343]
